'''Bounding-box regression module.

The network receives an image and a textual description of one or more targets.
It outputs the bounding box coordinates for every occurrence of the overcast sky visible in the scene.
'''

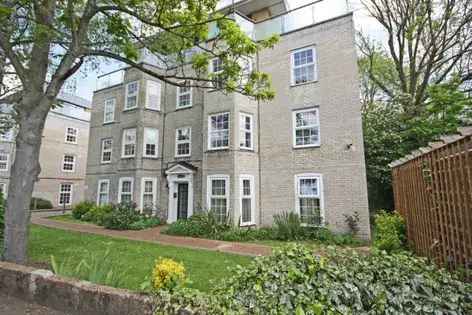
[73,0,384,101]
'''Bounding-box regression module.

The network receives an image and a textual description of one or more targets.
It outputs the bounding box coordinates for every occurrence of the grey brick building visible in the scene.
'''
[84,0,371,238]
[0,92,91,207]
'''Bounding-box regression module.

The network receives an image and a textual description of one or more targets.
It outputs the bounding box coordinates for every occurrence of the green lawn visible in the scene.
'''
[28,225,252,292]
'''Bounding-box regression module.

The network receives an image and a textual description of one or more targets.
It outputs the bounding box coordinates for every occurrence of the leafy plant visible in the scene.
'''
[30,197,53,210]
[374,210,406,252]
[71,201,95,219]
[101,203,141,230]
[81,204,113,225]
[273,211,304,240]
[343,211,360,236]
[151,258,186,292]
[128,216,161,230]
[164,211,232,238]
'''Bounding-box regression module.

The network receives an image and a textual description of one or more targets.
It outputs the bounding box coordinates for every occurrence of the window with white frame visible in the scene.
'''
[295,174,323,226]
[62,155,75,172]
[65,127,78,144]
[291,46,317,85]
[97,179,110,205]
[0,128,15,142]
[0,182,6,197]
[208,112,229,150]
[293,108,320,148]
[122,128,136,158]
[210,57,224,88]
[143,128,159,158]
[0,153,9,171]
[118,177,133,203]
[239,113,253,150]
[240,175,255,226]
[175,127,191,157]
[59,183,73,205]
[207,175,229,223]
[177,81,192,108]
[101,138,113,163]
[103,98,116,123]
[145,80,161,110]
[141,177,157,210]
[125,81,139,110]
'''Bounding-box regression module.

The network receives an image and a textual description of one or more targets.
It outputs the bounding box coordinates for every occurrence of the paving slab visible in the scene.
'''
[0,292,69,315]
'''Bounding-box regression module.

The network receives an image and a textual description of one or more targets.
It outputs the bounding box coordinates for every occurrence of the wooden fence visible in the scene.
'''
[390,127,472,271]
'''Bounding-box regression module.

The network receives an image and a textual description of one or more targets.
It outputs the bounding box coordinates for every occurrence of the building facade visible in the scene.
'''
[84,0,371,238]
[0,92,91,207]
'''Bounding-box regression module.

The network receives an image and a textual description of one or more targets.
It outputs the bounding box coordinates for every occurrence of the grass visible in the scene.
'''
[28,225,252,292]
[48,214,88,224]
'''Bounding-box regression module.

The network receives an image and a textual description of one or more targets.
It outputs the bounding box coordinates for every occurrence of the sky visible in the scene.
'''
[73,0,384,101]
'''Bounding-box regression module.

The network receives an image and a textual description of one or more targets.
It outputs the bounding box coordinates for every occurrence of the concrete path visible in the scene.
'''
[0,292,69,315]
[31,212,272,256]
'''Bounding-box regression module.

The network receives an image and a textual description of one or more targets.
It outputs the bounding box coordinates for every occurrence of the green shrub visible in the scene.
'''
[72,201,95,219]
[374,210,406,252]
[81,204,113,225]
[155,245,472,314]
[30,197,53,210]
[164,211,232,238]
[273,211,304,240]
[128,216,161,230]
[101,203,141,230]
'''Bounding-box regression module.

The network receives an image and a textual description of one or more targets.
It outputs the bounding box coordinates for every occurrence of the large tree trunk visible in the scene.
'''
[2,94,50,263]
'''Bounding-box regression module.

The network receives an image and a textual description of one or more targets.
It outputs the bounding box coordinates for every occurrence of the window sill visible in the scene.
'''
[62,170,75,173]
[206,147,230,153]
[100,161,112,165]
[122,107,138,113]
[175,105,192,111]
[293,144,320,150]
[121,156,136,159]
[175,155,191,159]
[240,222,256,227]
[290,80,318,88]
[143,156,160,159]
[144,108,161,112]
[65,142,78,145]
[239,147,255,152]
[103,121,116,125]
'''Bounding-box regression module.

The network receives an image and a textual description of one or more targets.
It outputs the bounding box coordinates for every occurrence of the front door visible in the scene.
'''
[177,183,189,220]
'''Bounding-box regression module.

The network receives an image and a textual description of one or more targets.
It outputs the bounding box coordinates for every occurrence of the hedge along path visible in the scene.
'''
[31,212,272,256]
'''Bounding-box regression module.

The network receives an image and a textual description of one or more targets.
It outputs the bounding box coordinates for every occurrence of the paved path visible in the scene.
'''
[0,292,69,315]
[31,212,272,256]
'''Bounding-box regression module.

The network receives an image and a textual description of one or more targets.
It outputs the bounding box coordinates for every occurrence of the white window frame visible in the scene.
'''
[101,138,113,164]
[64,127,78,144]
[175,127,192,157]
[292,108,320,148]
[294,173,324,226]
[143,127,159,158]
[209,57,223,89]
[145,80,161,110]
[118,177,134,203]
[239,175,255,226]
[103,98,116,123]
[0,153,9,171]
[208,112,230,150]
[176,81,192,109]
[124,81,139,110]
[62,154,75,172]
[58,183,73,206]
[96,179,110,205]
[140,177,157,211]
[207,174,230,222]
[239,113,253,150]
[291,46,317,86]
[121,128,137,158]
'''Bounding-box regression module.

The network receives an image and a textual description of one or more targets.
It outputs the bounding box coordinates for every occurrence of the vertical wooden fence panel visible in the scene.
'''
[391,133,472,272]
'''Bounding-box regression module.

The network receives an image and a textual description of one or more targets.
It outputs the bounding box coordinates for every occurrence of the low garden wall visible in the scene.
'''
[0,261,154,315]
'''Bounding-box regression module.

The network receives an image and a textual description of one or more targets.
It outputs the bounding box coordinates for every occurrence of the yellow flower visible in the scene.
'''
[151,258,186,291]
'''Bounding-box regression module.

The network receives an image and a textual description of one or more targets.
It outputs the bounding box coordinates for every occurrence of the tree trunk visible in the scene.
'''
[2,94,50,263]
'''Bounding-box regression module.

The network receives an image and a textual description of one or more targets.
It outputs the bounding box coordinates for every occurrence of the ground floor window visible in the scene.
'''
[118,177,134,203]
[97,179,110,205]
[295,174,323,225]
[141,177,157,210]
[207,175,229,223]
[59,183,73,206]
[0,182,6,197]
[0,153,9,171]
[240,175,255,225]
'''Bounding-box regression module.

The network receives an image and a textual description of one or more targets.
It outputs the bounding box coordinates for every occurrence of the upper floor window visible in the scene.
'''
[118,177,133,203]
[145,80,161,110]
[97,179,110,205]
[293,108,320,148]
[0,153,9,171]
[240,175,255,226]
[101,138,113,163]
[65,127,78,144]
[125,81,139,110]
[295,174,323,226]
[103,98,116,123]
[207,175,229,223]
[177,82,192,108]
[62,154,75,172]
[0,128,15,142]
[122,128,136,158]
[210,58,224,89]
[239,113,253,150]
[59,183,73,206]
[291,47,317,85]
[175,127,191,157]
[143,128,159,158]
[208,112,229,150]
